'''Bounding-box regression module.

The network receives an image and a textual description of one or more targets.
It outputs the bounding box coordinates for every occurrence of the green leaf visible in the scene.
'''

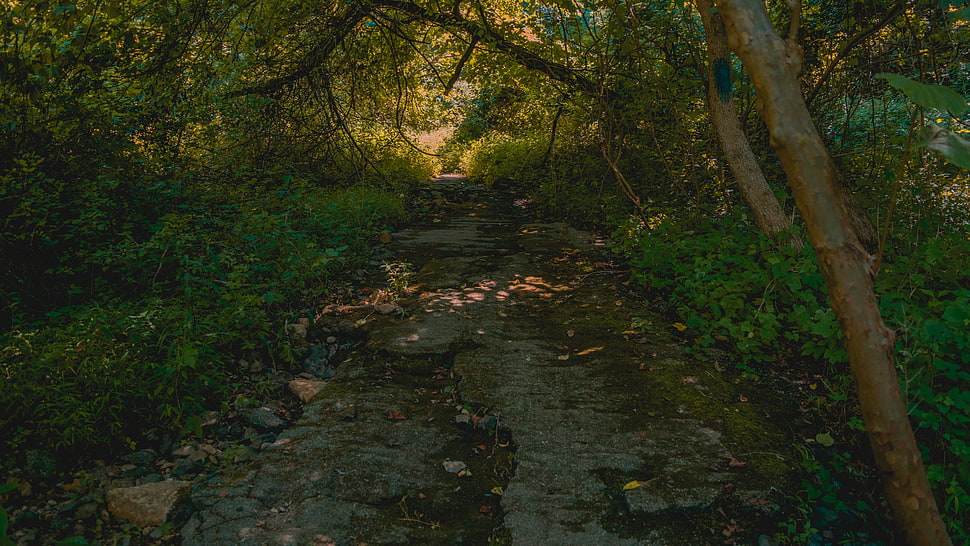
[876,73,969,115]
[920,124,970,170]
[815,432,836,447]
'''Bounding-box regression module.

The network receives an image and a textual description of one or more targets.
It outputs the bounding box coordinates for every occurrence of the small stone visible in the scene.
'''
[171,445,196,458]
[198,443,222,459]
[297,317,311,328]
[326,336,338,345]
[138,473,165,485]
[286,323,308,338]
[121,450,157,466]
[374,303,402,315]
[74,502,99,521]
[288,379,328,403]
[240,408,287,432]
[442,460,467,473]
[170,459,201,478]
[106,480,192,527]
[249,360,265,373]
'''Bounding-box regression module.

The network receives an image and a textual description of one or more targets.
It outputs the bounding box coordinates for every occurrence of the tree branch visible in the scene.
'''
[226,6,367,98]
[805,1,907,106]
[368,0,610,98]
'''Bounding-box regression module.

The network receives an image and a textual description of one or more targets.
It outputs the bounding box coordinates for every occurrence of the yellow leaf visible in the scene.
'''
[622,480,645,491]
[490,486,504,495]
[672,322,688,332]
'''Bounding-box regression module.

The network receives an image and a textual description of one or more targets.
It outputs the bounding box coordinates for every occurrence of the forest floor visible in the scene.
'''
[4,177,811,545]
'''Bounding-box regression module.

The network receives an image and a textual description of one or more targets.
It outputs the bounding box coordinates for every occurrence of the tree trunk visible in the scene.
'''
[713,0,952,544]
[694,0,797,245]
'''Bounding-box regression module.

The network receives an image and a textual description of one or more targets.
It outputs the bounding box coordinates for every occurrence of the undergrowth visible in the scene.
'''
[0,171,407,457]
[614,210,970,542]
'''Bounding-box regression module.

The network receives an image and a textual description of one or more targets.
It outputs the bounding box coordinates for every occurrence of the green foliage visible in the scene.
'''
[876,73,969,116]
[459,132,546,186]
[617,210,970,540]
[617,213,841,365]
[0,174,405,454]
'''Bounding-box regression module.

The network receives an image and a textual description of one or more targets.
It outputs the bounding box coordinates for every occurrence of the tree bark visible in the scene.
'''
[713,0,952,544]
[694,0,797,245]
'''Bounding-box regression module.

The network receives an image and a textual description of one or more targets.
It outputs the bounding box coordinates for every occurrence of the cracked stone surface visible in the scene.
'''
[181,180,793,545]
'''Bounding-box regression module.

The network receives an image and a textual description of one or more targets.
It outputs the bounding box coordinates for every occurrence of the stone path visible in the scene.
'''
[181,178,793,545]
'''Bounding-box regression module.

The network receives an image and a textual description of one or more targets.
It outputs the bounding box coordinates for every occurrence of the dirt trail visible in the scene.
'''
[182,178,795,545]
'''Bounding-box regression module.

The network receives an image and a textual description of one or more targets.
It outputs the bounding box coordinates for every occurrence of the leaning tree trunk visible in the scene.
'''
[694,0,798,245]
[713,0,952,544]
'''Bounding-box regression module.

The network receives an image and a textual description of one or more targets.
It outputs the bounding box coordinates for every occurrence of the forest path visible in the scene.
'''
[182,177,794,545]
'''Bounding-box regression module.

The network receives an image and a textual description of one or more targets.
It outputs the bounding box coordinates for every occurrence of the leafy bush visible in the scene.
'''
[0,174,405,455]
[616,210,970,540]
[460,132,546,186]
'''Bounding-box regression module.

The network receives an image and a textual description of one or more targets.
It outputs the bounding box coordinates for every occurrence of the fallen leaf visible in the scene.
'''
[672,322,688,332]
[497,311,508,318]
[477,444,488,451]
[378,231,393,244]
[622,480,645,491]
[479,505,492,514]
[387,410,407,420]
[418,492,427,499]
[738,394,749,402]
[566,329,575,337]
[557,354,570,361]
[490,486,504,495]
[457,469,473,478]
[60,478,83,492]
[728,458,747,468]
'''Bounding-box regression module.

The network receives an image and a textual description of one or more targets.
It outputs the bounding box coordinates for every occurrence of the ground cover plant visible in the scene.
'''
[1,173,409,454]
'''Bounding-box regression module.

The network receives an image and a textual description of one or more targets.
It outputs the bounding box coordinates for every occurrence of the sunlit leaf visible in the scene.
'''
[622,480,645,490]
[920,123,970,170]
[876,73,968,115]
[490,486,504,495]
[672,322,688,332]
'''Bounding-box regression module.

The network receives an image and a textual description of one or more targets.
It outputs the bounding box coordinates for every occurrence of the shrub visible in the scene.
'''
[0,174,405,455]
[616,210,970,540]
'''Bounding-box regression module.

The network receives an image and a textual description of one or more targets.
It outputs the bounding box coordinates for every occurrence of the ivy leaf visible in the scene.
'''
[919,124,970,170]
[876,73,968,115]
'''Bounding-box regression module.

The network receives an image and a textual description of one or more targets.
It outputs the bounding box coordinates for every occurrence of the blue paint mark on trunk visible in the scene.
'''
[714,57,731,103]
